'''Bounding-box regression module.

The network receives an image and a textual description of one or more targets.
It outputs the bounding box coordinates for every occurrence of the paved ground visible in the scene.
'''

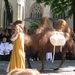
[0,60,75,75]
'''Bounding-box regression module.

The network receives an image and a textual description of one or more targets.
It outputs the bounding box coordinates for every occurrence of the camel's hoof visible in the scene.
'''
[53,68,59,70]
[29,67,32,68]
[40,70,44,73]
[73,69,75,71]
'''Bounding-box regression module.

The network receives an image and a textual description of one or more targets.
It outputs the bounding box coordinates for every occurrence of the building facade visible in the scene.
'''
[0,0,73,31]
[0,0,25,28]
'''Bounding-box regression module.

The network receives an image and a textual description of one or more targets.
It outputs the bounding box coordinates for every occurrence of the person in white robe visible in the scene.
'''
[0,37,13,61]
[46,52,52,61]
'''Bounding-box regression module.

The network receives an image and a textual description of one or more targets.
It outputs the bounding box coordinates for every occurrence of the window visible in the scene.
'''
[53,12,65,26]
[30,3,42,18]
[3,4,13,28]
[53,12,65,19]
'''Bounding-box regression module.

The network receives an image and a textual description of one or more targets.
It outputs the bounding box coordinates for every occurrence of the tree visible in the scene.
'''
[36,0,75,32]
[4,0,12,24]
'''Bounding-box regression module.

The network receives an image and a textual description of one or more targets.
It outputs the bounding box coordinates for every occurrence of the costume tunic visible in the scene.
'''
[7,32,25,72]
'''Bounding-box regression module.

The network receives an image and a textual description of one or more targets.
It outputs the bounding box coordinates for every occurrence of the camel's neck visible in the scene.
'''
[24,32,32,46]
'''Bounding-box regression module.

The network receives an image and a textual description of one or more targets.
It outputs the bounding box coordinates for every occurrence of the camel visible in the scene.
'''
[7,68,41,75]
[24,17,75,72]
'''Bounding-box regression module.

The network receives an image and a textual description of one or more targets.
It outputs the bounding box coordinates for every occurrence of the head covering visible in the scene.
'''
[13,20,25,31]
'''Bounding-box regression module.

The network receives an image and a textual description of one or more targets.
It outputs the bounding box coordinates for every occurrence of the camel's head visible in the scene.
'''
[7,69,41,75]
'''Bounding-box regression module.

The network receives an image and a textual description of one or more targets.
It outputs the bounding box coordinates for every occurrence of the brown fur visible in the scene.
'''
[24,18,75,72]
[54,19,71,33]
[34,17,55,34]
[7,69,41,75]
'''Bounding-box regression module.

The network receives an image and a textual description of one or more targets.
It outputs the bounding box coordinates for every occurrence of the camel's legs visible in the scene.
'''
[54,49,66,70]
[39,52,46,72]
[26,55,32,68]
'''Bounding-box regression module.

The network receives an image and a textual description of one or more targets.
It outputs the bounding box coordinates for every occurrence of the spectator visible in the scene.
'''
[0,37,13,61]
[4,29,11,42]
[0,28,3,41]
[46,52,52,61]
[0,28,5,41]
[73,33,75,42]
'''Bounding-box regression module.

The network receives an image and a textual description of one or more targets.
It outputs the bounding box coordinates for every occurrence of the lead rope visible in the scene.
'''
[52,46,55,63]
[60,46,62,52]
[52,46,63,63]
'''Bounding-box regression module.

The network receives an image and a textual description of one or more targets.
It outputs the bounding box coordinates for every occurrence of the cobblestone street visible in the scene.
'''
[0,60,75,75]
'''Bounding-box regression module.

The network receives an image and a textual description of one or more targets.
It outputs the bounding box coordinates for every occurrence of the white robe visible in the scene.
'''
[46,52,52,61]
[0,42,13,55]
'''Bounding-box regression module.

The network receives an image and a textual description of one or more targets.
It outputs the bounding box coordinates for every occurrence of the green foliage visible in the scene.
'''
[36,0,73,19]
[29,21,39,34]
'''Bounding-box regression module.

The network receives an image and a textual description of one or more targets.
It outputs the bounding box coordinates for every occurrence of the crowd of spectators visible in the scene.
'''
[0,28,13,61]
[71,31,75,42]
